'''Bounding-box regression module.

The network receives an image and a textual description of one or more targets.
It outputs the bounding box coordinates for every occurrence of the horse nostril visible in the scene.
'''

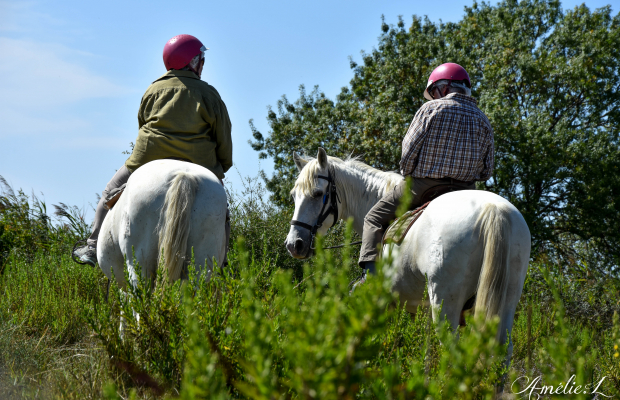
[294,239,304,253]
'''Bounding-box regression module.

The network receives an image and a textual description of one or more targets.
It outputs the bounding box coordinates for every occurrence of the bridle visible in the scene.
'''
[290,167,340,250]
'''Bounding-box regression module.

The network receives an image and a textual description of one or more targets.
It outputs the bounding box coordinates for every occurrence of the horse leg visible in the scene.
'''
[459,310,467,327]
[184,198,227,283]
[188,223,226,283]
[490,248,528,394]
[494,300,517,395]
[96,208,133,340]
[427,278,463,332]
[97,230,123,282]
[96,204,127,287]
[116,257,140,341]
[118,218,159,339]
[497,258,528,383]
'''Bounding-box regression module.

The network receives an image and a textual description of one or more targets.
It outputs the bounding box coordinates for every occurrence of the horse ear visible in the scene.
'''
[293,151,308,172]
[317,147,328,169]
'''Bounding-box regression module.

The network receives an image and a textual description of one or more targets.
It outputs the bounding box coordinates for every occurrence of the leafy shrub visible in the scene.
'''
[0,175,90,269]
[90,225,512,399]
[1,177,620,399]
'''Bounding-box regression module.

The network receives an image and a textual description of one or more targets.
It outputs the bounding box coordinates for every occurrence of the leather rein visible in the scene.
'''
[290,168,342,250]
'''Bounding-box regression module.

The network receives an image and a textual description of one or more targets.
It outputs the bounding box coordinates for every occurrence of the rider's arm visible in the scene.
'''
[137,92,149,129]
[400,105,433,176]
[214,99,233,174]
[479,124,495,181]
[201,85,233,175]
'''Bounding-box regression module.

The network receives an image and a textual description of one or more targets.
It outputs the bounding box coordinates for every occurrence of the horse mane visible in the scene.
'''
[292,154,403,197]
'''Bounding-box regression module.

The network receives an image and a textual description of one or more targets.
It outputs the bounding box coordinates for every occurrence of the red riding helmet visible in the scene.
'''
[163,34,208,71]
[423,63,471,100]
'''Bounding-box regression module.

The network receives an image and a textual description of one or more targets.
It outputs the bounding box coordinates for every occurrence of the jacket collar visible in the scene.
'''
[442,92,477,105]
[154,69,201,83]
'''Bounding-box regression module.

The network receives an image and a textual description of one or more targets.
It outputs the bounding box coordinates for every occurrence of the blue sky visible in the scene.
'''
[0,0,616,221]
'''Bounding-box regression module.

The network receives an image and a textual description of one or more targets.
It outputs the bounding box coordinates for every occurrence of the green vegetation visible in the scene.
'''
[249,0,620,268]
[1,176,620,399]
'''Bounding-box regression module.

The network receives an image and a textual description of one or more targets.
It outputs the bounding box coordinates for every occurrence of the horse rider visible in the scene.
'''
[73,34,233,267]
[358,62,494,279]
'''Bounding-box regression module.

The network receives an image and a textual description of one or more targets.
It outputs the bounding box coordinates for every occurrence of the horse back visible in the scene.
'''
[391,190,530,309]
[98,160,227,284]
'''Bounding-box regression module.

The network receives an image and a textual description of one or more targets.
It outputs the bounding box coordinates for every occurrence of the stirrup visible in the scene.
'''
[71,238,93,266]
[349,270,367,295]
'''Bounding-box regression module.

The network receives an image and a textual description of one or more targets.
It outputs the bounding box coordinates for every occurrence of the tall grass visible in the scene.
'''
[1,176,620,399]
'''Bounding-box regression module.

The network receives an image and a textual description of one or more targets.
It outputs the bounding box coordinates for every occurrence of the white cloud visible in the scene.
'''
[0,1,66,34]
[0,37,135,140]
[0,37,129,106]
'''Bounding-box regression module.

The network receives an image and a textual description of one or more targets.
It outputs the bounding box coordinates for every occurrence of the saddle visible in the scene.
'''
[104,183,126,210]
[382,184,468,246]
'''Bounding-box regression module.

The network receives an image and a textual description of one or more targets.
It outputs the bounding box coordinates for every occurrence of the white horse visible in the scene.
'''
[97,159,228,290]
[285,148,531,369]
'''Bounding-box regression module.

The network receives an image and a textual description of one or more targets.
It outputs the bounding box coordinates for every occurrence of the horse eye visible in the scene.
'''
[311,190,323,198]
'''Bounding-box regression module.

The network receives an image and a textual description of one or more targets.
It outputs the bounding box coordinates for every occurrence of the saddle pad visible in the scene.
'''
[104,183,127,210]
[382,202,430,246]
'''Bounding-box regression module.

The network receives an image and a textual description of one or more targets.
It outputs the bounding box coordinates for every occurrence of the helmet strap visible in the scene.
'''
[188,56,205,78]
[196,57,204,78]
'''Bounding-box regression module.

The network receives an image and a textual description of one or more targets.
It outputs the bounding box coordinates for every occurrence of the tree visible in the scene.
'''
[250,0,620,268]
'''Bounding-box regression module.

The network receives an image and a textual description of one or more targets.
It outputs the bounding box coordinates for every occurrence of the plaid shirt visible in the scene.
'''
[400,93,494,182]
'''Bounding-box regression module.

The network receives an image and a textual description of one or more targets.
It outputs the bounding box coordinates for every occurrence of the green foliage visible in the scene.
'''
[80,223,620,399]
[232,230,398,399]
[81,222,513,399]
[0,176,101,345]
[0,226,108,398]
[0,175,90,269]
[227,174,306,278]
[0,169,620,399]
[0,178,53,267]
[459,0,620,267]
[88,262,188,393]
[509,267,608,399]
[250,0,620,267]
[2,177,620,398]
[0,247,103,345]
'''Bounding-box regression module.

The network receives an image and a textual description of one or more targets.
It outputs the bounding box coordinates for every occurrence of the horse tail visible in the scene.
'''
[474,202,511,339]
[158,172,199,282]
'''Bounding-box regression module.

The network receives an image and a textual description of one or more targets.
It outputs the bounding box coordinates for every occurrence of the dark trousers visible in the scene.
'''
[358,177,475,266]
[88,165,132,248]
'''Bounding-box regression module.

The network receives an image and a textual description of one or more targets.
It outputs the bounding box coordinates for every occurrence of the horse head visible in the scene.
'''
[285,147,339,259]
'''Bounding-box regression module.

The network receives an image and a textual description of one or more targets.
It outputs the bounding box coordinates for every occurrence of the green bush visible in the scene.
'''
[88,226,518,399]
[1,177,620,399]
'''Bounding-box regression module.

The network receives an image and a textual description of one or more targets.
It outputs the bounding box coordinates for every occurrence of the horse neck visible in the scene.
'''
[335,165,394,235]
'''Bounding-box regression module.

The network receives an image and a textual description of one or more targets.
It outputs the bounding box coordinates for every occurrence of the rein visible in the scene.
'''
[291,168,358,250]
[322,240,362,249]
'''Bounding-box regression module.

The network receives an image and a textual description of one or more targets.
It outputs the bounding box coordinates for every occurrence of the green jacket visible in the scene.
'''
[125,70,233,179]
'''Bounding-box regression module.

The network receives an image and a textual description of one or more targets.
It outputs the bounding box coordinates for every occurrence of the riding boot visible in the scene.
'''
[364,261,377,275]
[73,244,98,267]
[87,165,132,248]
[350,261,376,295]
